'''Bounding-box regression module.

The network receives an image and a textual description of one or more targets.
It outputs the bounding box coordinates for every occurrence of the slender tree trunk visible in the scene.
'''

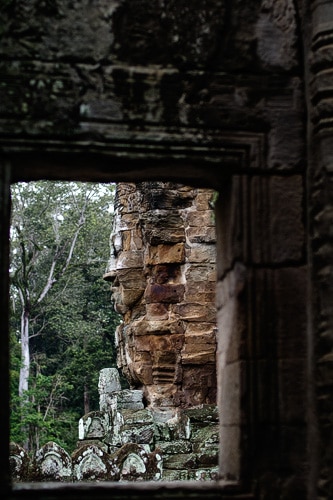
[19,306,30,397]
[19,305,30,450]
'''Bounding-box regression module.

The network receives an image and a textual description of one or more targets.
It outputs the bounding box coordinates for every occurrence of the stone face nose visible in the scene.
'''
[103,270,117,282]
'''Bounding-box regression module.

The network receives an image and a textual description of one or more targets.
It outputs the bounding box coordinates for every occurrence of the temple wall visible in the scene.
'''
[1,0,333,498]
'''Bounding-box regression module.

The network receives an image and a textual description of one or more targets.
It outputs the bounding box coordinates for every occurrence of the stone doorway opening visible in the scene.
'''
[1,153,269,499]
[9,179,221,484]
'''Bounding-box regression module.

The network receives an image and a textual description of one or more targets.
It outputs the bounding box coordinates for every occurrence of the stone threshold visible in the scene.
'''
[11,480,254,499]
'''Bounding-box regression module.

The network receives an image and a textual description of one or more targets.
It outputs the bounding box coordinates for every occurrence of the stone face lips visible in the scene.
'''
[104,182,217,408]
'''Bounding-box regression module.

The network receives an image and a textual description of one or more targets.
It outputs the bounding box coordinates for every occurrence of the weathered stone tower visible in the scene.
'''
[104,182,217,409]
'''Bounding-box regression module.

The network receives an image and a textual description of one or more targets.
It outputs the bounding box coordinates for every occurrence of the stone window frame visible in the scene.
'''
[0,131,267,500]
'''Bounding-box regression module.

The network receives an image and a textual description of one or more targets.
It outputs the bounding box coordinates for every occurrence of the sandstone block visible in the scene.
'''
[181,351,216,365]
[145,303,169,319]
[144,283,185,303]
[184,327,217,345]
[131,362,153,385]
[130,318,185,336]
[195,190,216,206]
[115,389,144,410]
[185,276,216,294]
[116,268,146,288]
[163,453,197,470]
[145,243,185,265]
[186,226,216,243]
[116,250,144,269]
[186,210,215,228]
[152,365,176,384]
[150,263,182,284]
[184,290,216,303]
[191,425,220,449]
[120,409,154,425]
[184,322,217,337]
[142,211,183,229]
[184,405,219,423]
[115,227,144,254]
[98,368,121,394]
[145,384,178,408]
[162,469,188,481]
[121,230,132,252]
[173,302,216,322]
[196,448,219,466]
[118,287,144,308]
[182,367,217,405]
[156,440,192,454]
[99,394,117,413]
[111,231,123,254]
[115,183,137,200]
[113,213,139,231]
[118,190,142,213]
[181,343,216,365]
[134,333,184,353]
[144,228,185,245]
[185,244,216,264]
[120,423,155,445]
[185,264,216,283]
[131,228,145,251]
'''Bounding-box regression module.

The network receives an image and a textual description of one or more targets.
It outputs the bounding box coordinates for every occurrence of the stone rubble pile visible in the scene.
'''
[10,368,219,482]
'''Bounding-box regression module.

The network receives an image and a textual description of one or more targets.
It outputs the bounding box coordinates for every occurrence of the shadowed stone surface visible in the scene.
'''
[2,0,332,497]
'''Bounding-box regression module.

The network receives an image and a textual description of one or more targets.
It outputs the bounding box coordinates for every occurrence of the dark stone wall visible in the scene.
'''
[0,0,332,499]
[306,1,333,498]
[0,0,303,170]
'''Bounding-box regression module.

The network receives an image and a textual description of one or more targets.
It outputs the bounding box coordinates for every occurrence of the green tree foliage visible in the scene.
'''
[9,181,122,454]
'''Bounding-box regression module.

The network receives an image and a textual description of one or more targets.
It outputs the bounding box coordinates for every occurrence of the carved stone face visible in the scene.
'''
[104,182,217,409]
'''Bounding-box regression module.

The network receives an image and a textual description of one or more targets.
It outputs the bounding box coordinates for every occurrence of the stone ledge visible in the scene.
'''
[12,480,254,500]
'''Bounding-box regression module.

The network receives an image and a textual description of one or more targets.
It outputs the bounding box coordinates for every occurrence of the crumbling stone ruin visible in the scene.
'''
[10,368,218,482]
